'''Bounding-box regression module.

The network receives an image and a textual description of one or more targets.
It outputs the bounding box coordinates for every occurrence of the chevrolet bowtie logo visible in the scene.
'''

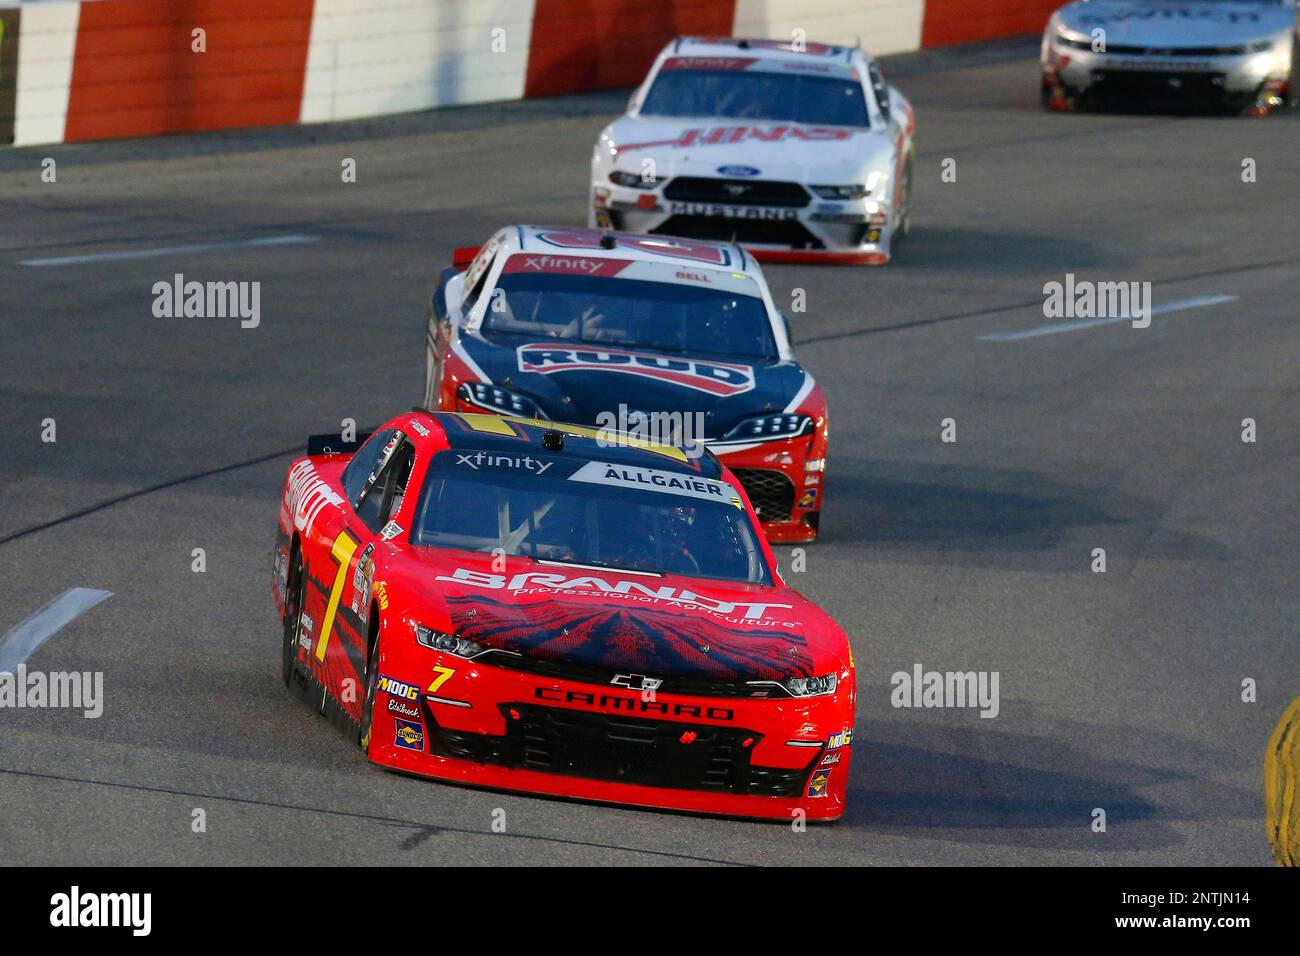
[610,673,663,691]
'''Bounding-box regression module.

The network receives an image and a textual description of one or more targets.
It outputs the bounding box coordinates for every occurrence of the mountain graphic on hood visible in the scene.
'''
[447,594,812,682]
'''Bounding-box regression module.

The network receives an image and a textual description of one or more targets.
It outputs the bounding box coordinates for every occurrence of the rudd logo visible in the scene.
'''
[518,344,755,396]
[50,886,151,936]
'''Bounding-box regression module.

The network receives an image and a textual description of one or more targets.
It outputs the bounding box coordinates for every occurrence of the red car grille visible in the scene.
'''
[424,703,814,798]
[732,468,797,522]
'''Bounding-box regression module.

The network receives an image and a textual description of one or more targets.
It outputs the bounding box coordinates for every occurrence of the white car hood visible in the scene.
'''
[1056,1,1294,46]
[603,114,895,185]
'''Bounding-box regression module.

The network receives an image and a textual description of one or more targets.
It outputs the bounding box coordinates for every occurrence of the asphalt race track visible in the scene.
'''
[1,42,1297,866]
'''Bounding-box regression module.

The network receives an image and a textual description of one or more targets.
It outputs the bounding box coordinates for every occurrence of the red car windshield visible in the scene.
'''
[411,452,771,585]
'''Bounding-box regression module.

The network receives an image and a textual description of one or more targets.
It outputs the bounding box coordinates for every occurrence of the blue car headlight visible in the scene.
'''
[722,413,813,442]
[458,382,548,419]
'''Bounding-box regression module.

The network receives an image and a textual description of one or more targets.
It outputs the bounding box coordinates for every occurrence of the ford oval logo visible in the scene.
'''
[717,165,761,177]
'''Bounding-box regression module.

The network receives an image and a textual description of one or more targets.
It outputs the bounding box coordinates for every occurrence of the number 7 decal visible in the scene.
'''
[428,665,456,694]
[315,531,359,662]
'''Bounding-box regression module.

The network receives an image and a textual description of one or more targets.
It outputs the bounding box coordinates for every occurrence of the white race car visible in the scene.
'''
[1042,0,1299,115]
[589,37,916,265]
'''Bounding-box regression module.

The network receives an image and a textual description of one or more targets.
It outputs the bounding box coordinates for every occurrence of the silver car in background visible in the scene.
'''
[1042,0,1299,114]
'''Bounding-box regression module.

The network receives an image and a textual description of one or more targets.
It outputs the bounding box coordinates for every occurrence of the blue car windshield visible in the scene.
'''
[640,70,870,127]
[411,452,771,585]
[482,273,778,360]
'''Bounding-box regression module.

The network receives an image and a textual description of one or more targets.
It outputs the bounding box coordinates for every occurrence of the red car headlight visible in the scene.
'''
[780,673,838,698]
[415,625,487,659]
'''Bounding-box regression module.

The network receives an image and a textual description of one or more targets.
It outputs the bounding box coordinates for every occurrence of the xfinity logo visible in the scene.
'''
[503,253,633,278]
[611,673,663,691]
[455,451,552,475]
[523,255,604,273]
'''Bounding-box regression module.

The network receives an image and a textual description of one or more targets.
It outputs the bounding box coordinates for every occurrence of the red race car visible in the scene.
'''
[272,410,856,821]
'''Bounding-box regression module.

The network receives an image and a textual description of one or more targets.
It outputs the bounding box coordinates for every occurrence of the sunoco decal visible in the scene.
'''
[517,344,755,396]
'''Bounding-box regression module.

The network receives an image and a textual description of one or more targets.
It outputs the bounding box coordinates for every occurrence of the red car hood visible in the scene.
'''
[385,549,843,683]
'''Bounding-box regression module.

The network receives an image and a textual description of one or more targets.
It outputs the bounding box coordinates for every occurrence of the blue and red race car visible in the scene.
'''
[272,411,855,820]
[424,226,829,543]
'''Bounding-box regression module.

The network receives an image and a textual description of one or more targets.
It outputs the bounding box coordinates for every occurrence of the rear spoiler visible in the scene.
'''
[307,432,372,457]
[452,245,480,270]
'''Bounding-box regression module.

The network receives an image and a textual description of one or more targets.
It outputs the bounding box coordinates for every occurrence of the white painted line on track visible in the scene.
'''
[979,294,1239,342]
[19,234,319,267]
[0,589,113,673]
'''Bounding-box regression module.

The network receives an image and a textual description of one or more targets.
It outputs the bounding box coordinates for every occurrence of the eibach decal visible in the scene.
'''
[517,344,755,397]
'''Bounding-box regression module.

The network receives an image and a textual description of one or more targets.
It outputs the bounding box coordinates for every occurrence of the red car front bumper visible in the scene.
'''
[369,649,854,822]
[712,432,826,544]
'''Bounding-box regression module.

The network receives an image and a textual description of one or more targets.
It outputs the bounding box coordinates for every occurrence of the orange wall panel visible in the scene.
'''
[921,0,1058,48]
[65,0,315,142]
[525,0,735,98]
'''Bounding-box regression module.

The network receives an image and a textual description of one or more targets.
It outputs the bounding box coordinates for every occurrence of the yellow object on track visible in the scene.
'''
[1266,697,1300,866]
